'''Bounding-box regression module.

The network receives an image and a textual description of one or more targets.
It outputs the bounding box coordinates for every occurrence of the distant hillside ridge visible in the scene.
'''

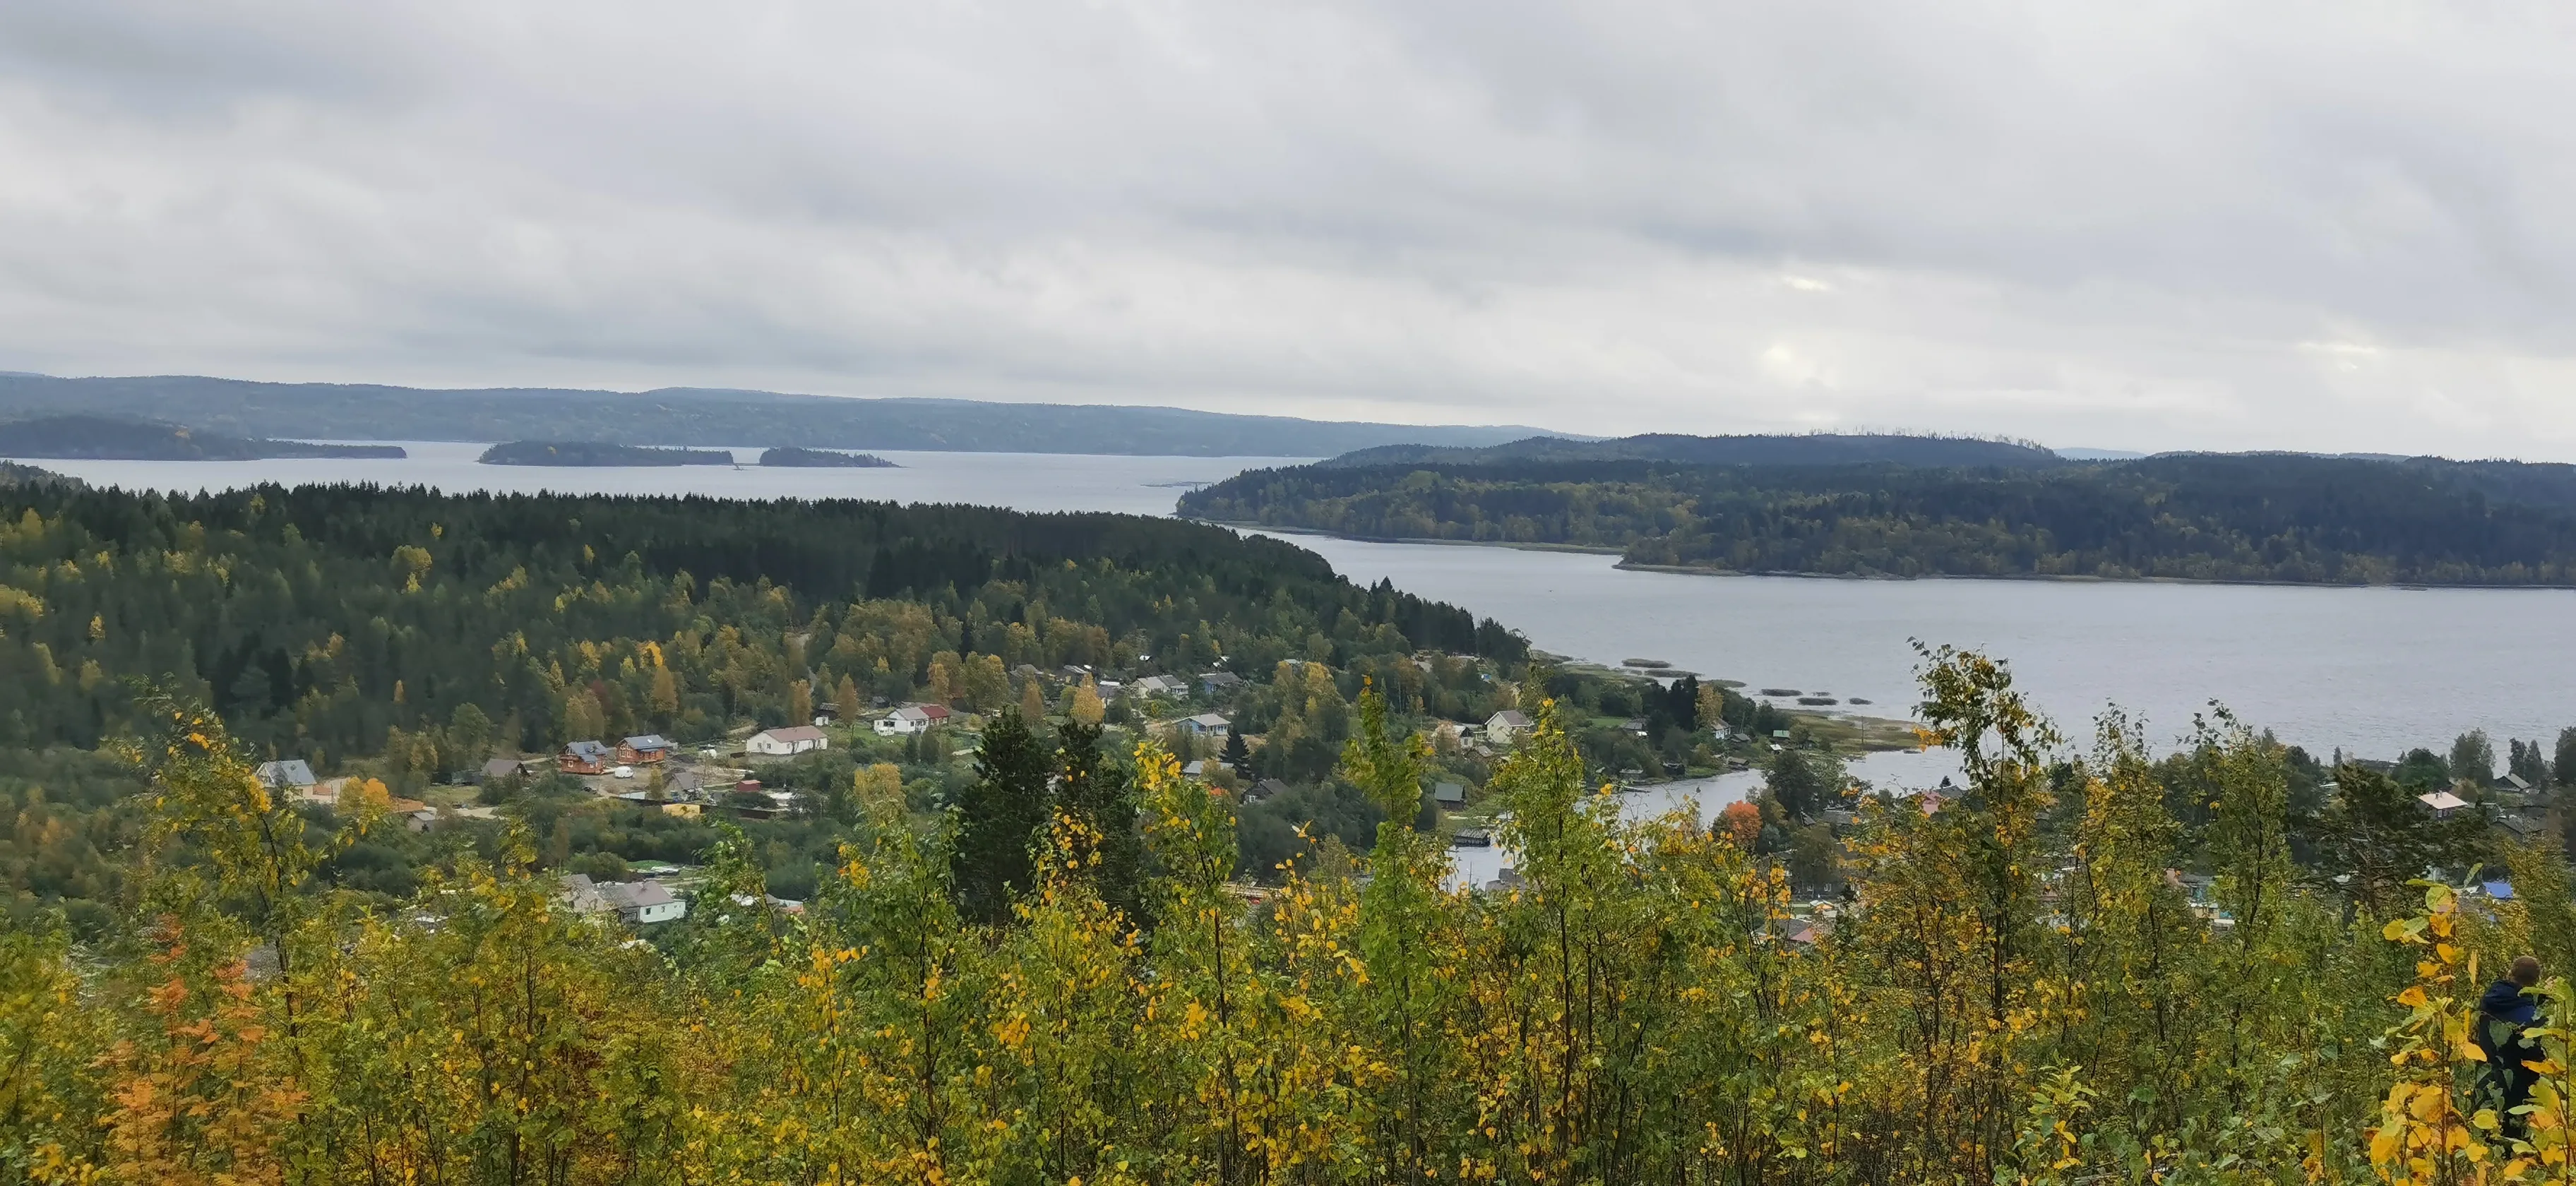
[1320,431,2063,469]
[0,414,405,460]
[0,373,1563,457]
[1181,450,2576,586]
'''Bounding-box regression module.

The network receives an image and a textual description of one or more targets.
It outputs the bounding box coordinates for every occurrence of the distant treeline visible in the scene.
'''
[0,414,403,460]
[1320,431,2063,469]
[0,373,1557,457]
[1182,453,2576,585]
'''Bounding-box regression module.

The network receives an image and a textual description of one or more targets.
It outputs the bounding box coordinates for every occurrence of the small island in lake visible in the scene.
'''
[478,441,734,467]
[0,414,405,460]
[758,446,898,468]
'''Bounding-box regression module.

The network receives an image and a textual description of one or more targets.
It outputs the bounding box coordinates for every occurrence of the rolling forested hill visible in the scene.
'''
[0,482,1518,762]
[1320,431,2063,469]
[1181,450,2576,585]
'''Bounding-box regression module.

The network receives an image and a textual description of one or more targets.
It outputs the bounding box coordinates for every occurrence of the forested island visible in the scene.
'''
[478,441,736,466]
[758,445,898,467]
[0,413,405,460]
[1,474,2574,1180]
[1183,441,2576,585]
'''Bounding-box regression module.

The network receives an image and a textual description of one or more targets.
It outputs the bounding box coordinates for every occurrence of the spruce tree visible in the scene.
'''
[1056,721,1150,928]
[950,708,1054,924]
[1221,725,1251,776]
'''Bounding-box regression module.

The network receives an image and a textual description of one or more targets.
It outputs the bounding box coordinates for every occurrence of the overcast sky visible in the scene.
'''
[4,2,2575,455]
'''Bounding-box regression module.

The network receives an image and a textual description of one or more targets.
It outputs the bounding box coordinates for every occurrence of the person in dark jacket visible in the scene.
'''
[2479,955,2544,1134]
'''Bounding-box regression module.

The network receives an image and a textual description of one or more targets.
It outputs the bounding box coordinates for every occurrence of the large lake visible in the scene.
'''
[20,443,2572,762]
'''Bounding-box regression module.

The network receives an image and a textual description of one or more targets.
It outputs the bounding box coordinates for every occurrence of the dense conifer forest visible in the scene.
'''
[1182,452,2576,584]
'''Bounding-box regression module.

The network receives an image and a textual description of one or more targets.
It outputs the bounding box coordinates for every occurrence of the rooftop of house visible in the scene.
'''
[564,741,612,760]
[622,734,674,750]
[754,725,828,743]
[255,759,316,787]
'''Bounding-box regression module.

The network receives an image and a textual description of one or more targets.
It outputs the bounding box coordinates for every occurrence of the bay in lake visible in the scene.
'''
[19,443,2570,761]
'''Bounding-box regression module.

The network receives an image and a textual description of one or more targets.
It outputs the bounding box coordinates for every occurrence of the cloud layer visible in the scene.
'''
[4,1,2575,455]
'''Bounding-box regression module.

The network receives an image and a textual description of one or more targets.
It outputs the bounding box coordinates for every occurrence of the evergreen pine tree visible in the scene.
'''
[1055,721,1150,928]
[1221,725,1251,776]
[950,708,1054,924]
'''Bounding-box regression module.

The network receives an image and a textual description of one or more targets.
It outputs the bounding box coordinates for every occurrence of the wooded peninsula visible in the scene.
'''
[1181,440,2576,585]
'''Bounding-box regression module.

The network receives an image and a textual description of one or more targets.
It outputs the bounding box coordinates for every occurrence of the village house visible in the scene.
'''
[1199,671,1244,695]
[559,741,614,775]
[558,874,688,925]
[1244,778,1290,804]
[873,705,951,736]
[254,759,316,791]
[616,734,674,765]
[1176,712,1230,737]
[1434,781,1466,809]
[2417,789,2469,819]
[1132,674,1189,697]
[1484,710,1534,745]
[747,724,830,755]
[661,768,711,796]
[479,757,532,783]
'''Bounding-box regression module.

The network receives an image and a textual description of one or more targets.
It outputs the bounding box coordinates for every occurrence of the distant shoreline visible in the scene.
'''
[1204,518,2576,592]
[1195,518,1626,556]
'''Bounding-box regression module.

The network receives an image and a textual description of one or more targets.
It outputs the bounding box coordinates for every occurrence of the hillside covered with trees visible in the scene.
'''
[8,647,2575,1182]
[1183,451,2576,585]
[0,481,1531,928]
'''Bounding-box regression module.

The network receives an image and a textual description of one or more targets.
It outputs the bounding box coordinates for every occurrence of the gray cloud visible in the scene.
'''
[3,0,2575,455]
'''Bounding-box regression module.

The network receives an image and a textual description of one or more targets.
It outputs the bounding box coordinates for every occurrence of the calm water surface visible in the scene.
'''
[20,445,2568,761]
[1280,534,2576,761]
